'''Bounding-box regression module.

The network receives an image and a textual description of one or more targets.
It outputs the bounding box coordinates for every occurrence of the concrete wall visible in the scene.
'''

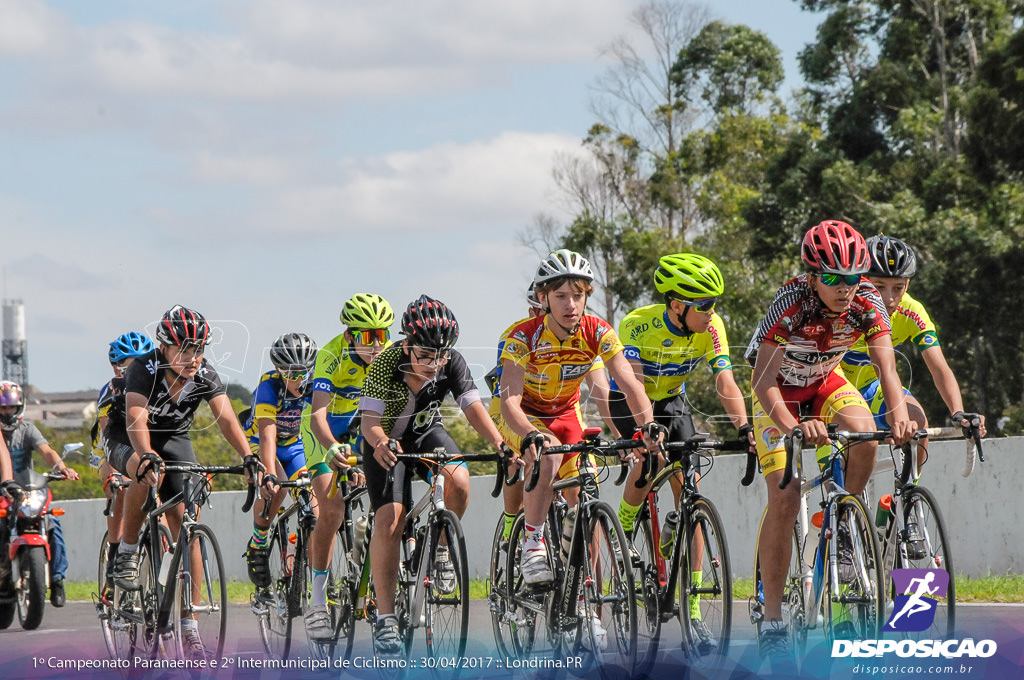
[57,436,1022,583]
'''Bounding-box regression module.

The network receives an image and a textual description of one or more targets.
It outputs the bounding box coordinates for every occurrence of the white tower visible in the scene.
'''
[2,299,28,388]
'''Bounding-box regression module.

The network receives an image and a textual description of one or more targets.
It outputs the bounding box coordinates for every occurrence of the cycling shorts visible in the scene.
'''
[860,379,914,430]
[105,432,198,503]
[608,391,695,443]
[489,398,591,480]
[248,436,308,481]
[362,424,466,512]
[752,370,868,476]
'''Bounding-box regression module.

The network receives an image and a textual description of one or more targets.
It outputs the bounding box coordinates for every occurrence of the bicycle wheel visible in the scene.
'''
[424,509,469,664]
[488,512,516,657]
[752,510,807,655]
[631,509,662,675]
[504,512,543,658]
[822,495,883,643]
[256,522,294,659]
[107,540,159,662]
[887,485,955,639]
[328,525,358,661]
[176,525,227,660]
[678,497,732,663]
[576,501,636,673]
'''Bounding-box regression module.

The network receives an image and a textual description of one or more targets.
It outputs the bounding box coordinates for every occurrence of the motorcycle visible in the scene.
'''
[0,442,82,630]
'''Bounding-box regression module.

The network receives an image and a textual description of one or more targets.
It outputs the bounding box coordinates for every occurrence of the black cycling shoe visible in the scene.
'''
[245,541,272,589]
[50,579,66,608]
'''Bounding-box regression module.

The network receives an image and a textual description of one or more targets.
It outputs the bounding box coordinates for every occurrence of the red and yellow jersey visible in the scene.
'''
[498,314,624,416]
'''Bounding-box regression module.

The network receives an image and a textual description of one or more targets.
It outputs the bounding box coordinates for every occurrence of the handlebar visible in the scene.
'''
[324,456,364,500]
[157,462,256,511]
[525,437,641,493]
[491,445,522,499]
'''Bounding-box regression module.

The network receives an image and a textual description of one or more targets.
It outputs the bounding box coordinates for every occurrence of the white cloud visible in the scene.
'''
[247,130,580,234]
[0,0,70,57]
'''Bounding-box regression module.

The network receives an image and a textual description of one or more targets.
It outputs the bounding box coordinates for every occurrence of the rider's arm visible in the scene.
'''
[256,418,278,473]
[584,363,620,438]
[309,390,337,449]
[751,342,801,434]
[498,359,539,439]
[605,352,654,428]
[209,393,254,461]
[125,391,154,456]
[867,333,915,443]
[920,345,966,419]
[714,369,750,431]
[36,442,79,479]
[462,401,505,451]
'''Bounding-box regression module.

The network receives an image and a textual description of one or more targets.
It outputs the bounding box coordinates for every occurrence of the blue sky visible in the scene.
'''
[0,0,822,393]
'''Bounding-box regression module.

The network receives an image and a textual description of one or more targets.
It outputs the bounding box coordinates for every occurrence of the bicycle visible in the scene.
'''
[367,446,501,675]
[630,433,751,671]
[874,419,984,640]
[498,428,639,675]
[103,460,257,662]
[749,426,885,655]
[96,473,173,659]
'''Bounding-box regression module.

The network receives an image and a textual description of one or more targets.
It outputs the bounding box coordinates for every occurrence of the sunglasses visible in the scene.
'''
[818,273,862,287]
[410,347,450,366]
[677,297,718,313]
[351,329,390,345]
[279,368,309,381]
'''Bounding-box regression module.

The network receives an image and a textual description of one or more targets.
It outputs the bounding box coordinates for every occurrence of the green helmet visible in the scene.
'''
[340,293,395,329]
[654,253,724,299]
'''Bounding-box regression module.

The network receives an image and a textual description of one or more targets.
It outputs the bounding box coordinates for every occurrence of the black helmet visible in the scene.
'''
[269,332,318,372]
[156,305,210,347]
[867,235,918,278]
[401,295,459,350]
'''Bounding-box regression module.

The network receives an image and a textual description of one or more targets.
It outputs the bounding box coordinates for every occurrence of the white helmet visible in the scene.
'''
[535,249,593,286]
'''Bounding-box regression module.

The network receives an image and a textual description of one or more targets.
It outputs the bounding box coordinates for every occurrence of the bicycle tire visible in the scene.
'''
[256,520,294,659]
[631,508,662,675]
[488,512,516,657]
[504,511,543,658]
[822,495,883,643]
[423,509,469,666]
[752,509,807,655]
[679,497,732,663]
[176,524,227,660]
[108,539,159,661]
[328,525,358,662]
[576,501,637,673]
[885,485,955,639]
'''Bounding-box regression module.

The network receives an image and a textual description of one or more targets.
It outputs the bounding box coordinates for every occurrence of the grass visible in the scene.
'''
[67,574,1023,604]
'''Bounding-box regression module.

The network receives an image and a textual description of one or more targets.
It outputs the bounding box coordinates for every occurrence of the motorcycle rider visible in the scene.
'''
[0,381,80,607]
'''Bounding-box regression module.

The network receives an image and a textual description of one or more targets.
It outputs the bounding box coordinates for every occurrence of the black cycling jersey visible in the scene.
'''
[104,348,226,444]
[358,344,481,440]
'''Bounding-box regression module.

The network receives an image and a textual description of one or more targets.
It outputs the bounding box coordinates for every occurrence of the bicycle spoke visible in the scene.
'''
[255,524,293,659]
[679,498,731,663]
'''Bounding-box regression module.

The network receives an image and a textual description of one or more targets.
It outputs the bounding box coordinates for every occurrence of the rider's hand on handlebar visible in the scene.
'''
[519,430,547,468]
[501,443,526,471]
[952,411,986,439]
[738,423,756,454]
[327,442,353,471]
[0,479,20,499]
[637,422,666,463]
[259,473,280,500]
[796,419,830,447]
[888,419,918,447]
[54,463,80,481]
[373,438,400,469]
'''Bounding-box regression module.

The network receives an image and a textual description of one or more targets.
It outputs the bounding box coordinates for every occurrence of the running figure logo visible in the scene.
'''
[884,569,949,632]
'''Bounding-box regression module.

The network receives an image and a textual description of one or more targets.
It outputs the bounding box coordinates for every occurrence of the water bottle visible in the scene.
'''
[875,494,893,528]
[284,532,296,576]
[350,516,369,566]
[560,506,578,558]
[659,511,679,560]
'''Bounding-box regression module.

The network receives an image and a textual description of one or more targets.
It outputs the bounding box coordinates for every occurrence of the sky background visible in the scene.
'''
[0,0,822,394]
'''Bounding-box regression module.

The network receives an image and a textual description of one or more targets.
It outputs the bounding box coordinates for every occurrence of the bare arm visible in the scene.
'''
[125,392,154,455]
[867,333,915,444]
[751,343,800,434]
[605,352,654,428]
[498,359,539,440]
[37,443,79,480]
[714,369,750,430]
[256,418,278,472]
[920,346,965,418]
[310,390,337,449]
[0,435,12,482]
[584,364,620,438]
[360,409,398,468]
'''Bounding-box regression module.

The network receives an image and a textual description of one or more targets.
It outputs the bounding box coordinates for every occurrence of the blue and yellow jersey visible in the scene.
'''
[242,370,309,444]
[611,304,732,401]
[302,333,388,419]
[840,293,939,391]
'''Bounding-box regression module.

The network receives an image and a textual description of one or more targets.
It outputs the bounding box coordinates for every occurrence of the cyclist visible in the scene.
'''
[494,250,662,605]
[104,305,262,660]
[0,380,80,608]
[609,253,754,648]
[95,332,155,597]
[301,294,392,640]
[486,282,611,551]
[745,221,916,660]
[0,434,15,593]
[241,332,318,589]
[841,235,987,470]
[360,295,506,656]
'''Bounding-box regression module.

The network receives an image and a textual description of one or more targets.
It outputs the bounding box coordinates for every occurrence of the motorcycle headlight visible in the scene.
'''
[18,490,46,517]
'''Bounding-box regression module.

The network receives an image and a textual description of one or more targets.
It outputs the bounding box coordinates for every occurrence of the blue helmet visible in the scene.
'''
[109,332,155,363]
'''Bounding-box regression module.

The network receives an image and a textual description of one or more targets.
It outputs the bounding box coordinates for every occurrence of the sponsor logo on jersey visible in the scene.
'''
[712,357,730,370]
[662,339,673,347]
[630,323,649,340]
[652,317,663,329]
[561,364,590,381]
[348,367,358,375]
[599,340,613,353]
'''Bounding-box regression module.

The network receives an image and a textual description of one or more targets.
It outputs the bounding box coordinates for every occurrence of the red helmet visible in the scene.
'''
[801,220,870,275]
[156,305,210,347]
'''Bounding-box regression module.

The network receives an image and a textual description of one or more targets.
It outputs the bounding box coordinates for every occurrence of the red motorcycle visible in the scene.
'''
[0,443,80,630]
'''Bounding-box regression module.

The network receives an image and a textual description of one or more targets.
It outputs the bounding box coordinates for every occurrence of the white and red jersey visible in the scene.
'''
[745,274,891,394]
